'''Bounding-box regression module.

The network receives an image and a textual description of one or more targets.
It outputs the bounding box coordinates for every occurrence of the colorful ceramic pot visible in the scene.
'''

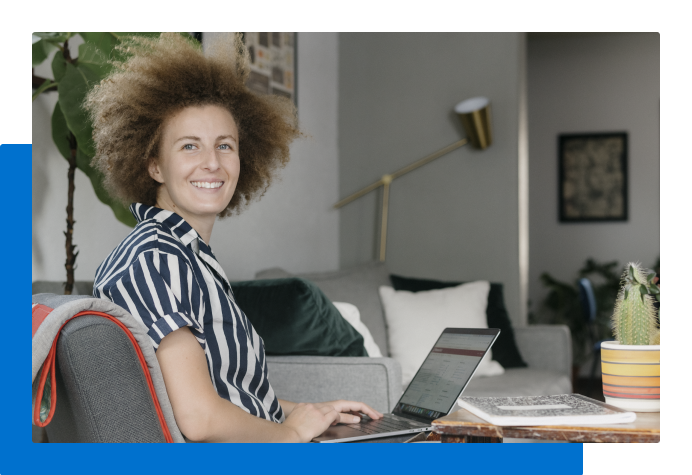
[601,341,660,412]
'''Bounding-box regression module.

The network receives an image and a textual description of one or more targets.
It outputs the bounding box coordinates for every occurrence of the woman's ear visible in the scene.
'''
[148,159,164,184]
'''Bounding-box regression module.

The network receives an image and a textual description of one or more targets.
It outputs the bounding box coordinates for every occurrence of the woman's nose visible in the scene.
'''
[201,148,221,171]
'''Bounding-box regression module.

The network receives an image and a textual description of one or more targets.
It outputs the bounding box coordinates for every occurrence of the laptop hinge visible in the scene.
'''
[393,411,435,425]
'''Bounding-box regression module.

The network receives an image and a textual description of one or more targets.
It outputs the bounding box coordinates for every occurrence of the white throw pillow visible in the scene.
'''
[332,302,383,357]
[379,282,504,387]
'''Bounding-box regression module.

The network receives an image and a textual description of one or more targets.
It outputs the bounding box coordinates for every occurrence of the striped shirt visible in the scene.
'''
[93,203,284,423]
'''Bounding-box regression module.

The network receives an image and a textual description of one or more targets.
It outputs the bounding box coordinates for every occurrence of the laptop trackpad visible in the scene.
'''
[313,425,367,442]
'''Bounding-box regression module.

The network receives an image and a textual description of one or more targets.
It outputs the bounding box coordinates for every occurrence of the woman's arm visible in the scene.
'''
[157,327,342,442]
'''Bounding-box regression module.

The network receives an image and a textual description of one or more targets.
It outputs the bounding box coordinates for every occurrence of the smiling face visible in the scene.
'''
[149,104,240,243]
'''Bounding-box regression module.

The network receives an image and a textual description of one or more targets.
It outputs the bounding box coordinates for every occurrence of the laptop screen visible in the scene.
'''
[393,328,500,420]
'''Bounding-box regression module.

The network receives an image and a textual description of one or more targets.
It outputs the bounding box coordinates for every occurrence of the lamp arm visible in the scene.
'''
[390,138,468,180]
[333,138,469,209]
[333,178,385,209]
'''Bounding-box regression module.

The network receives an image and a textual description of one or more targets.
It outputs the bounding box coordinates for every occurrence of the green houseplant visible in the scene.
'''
[533,258,623,367]
[32,33,196,293]
[601,262,660,412]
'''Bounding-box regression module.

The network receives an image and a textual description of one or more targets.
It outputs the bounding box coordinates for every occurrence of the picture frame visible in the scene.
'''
[243,32,297,106]
[192,32,298,106]
[558,132,628,222]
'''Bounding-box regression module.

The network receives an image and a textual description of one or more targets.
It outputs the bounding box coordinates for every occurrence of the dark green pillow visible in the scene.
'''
[389,275,527,368]
[231,278,367,357]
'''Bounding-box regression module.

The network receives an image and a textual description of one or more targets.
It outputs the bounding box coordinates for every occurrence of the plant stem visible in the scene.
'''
[32,71,58,92]
[64,132,77,295]
[62,39,75,64]
[62,38,78,295]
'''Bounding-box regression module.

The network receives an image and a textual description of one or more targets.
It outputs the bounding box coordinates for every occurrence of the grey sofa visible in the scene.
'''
[254,262,572,408]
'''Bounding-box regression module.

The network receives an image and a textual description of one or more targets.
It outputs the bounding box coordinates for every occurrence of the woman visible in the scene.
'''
[85,33,381,443]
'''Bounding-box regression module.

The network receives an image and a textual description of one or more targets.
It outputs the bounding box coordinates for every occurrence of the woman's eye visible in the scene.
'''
[183,144,196,150]
[218,144,232,150]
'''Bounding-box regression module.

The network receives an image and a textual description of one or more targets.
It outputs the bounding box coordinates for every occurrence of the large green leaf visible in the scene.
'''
[76,148,137,227]
[32,39,56,67]
[57,62,99,157]
[51,50,67,83]
[76,42,111,78]
[51,102,72,161]
[56,43,112,157]
[79,32,122,62]
[52,103,136,227]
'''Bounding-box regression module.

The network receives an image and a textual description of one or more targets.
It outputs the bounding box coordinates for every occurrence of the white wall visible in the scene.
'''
[527,33,660,319]
[338,33,527,326]
[32,32,340,285]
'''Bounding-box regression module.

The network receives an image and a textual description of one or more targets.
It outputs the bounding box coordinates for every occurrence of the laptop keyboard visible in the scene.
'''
[346,414,428,435]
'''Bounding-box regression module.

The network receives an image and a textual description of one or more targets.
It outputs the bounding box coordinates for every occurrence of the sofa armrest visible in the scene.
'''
[513,325,572,378]
[266,356,402,413]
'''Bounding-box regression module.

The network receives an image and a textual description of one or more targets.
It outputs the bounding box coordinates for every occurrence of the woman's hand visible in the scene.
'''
[280,399,384,442]
[319,400,384,425]
[282,402,341,442]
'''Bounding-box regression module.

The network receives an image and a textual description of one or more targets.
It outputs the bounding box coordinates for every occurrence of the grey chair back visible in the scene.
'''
[32,284,175,442]
[43,314,171,443]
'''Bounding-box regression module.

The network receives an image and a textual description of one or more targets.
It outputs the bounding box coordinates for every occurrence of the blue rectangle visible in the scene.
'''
[5,443,582,475]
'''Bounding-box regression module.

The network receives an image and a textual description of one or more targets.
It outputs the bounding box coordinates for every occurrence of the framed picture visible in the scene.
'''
[192,32,297,105]
[558,132,628,222]
[243,32,297,105]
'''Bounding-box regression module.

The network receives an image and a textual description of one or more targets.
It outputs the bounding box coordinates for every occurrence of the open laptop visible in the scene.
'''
[313,327,500,442]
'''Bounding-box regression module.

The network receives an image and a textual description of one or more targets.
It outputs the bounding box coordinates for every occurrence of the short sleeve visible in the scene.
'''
[107,250,206,351]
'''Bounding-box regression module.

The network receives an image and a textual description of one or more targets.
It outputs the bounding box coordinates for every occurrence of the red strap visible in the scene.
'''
[32,309,174,443]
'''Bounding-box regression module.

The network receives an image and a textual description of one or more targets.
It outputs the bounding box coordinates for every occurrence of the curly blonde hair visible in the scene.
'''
[85,33,301,217]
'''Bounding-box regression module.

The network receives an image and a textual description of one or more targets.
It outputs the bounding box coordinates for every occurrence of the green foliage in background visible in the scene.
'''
[32,32,197,227]
[530,257,659,365]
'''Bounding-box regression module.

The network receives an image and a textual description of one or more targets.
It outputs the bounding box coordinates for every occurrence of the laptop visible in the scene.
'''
[313,327,501,443]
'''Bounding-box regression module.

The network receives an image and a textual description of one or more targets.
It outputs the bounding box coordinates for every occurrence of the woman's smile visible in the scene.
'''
[191,181,225,190]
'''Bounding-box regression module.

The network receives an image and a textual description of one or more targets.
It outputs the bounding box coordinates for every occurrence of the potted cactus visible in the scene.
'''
[601,262,660,412]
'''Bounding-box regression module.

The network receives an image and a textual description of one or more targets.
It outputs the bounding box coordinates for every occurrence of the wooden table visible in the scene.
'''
[430,408,660,443]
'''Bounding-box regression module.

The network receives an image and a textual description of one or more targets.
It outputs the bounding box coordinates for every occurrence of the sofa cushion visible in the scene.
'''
[332,302,383,357]
[231,278,367,357]
[255,262,392,356]
[266,356,401,413]
[389,274,527,369]
[379,282,504,387]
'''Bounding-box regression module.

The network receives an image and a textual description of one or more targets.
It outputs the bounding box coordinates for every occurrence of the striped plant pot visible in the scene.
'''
[601,341,660,412]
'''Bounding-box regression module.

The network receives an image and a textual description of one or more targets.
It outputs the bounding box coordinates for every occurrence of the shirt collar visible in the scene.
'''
[131,203,204,251]
[130,203,232,291]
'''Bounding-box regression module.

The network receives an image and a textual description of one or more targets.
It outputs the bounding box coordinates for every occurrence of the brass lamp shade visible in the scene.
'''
[455,96,493,150]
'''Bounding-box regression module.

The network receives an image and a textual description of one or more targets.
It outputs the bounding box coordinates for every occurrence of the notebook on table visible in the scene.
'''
[457,394,637,426]
[313,327,500,443]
